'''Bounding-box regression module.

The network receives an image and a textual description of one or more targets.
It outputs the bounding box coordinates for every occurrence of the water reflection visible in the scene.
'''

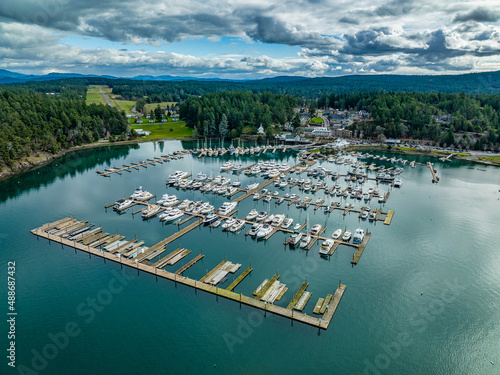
[0,145,138,203]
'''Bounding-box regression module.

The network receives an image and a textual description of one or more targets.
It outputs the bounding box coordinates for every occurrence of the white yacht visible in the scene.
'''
[248,223,263,236]
[332,228,342,239]
[222,217,237,230]
[195,172,208,181]
[319,239,335,255]
[310,224,322,236]
[271,214,285,227]
[228,220,245,232]
[394,178,403,187]
[131,186,154,201]
[177,199,192,210]
[160,208,183,222]
[256,224,273,239]
[288,230,303,246]
[299,234,312,248]
[255,211,267,221]
[162,195,178,207]
[264,214,275,224]
[141,204,162,219]
[113,199,134,211]
[353,228,365,244]
[281,217,293,229]
[220,161,234,171]
[245,209,259,220]
[218,202,237,215]
[342,230,352,241]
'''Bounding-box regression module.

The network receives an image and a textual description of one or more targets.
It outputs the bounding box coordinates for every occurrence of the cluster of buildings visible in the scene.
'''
[276,108,371,144]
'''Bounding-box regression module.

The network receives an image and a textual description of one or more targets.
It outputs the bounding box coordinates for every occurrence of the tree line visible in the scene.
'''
[179,91,299,138]
[0,90,127,168]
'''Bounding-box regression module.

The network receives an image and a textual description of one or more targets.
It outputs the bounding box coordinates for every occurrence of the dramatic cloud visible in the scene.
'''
[0,0,499,77]
[453,7,500,23]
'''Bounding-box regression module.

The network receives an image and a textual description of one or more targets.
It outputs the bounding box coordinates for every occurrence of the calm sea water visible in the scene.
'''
[1,141,499,375]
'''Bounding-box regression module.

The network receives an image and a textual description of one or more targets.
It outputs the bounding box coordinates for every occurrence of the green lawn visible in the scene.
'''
[131,121,192,139]
[310,117,324,124]
[143,102,177,113]
[86,86,108,105]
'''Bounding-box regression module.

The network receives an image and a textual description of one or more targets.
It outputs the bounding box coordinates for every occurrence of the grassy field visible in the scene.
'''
[143,102,177,113]
[86,86,136,113]
[310,116,324,124]
[131,121,192,139]
[86,86,108,105]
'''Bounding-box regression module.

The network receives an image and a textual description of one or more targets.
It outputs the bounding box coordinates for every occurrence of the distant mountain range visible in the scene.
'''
[1,68,500,94]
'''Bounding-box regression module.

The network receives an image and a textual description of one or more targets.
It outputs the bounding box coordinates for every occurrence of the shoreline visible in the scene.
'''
[2,138,497,183]
[0,137,195,183]
[343,145,500,166]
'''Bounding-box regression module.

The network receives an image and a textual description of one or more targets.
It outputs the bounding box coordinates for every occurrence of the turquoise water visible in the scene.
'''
[1,141,499,375]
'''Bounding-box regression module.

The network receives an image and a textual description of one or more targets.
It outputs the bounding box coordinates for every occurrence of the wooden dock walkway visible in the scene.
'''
[428,162,439,183]
[351,232,372,264]
[287,282,309,309]
[32,218,347,330]
[163,218,203,246]
[384,210,395,225]
[175,254,204,274]
[226,267,253,292]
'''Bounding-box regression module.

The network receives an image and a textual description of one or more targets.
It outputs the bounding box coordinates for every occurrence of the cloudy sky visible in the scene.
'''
[0,0,499,78]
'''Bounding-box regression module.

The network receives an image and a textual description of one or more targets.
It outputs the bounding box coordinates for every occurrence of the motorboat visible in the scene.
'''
[220,161,234,171]
[160,208,183,222]
[299,234,312,248]
[310,224,322,236]
[293,223,302,230]
[369,212,377,221]
[263,195,272,203]
[113,199,134,211]
[264,214,275,224]
[332,228,342,239]
[256,224,273,239]
[342,230,352,241]
[394,178,403,187]
[229,220,245,232]
[199,203,214,214]
[218,201,237,215]
[203,212,219,225]
[222,217,237,230]
[211,219,222,228]
[177,199,192,210]
[353,228,365,244]
[245,209,259,220]
[271,214,285,227]
[319,239,335,255]
[288,230,303,246]
[253,193,261,200]
[162,195,179,207]
[256,211,267,221]
[281,217,293,229]
[248,223,262,236]
[131,186,154,201]
[141,204,162,219]
[361,210,369,219]
[195,172,208,181]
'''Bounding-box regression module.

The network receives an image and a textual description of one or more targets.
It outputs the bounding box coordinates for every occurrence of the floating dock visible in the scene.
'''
[351,232,372,264]
[226,267,253,292]
[32,219,345,329]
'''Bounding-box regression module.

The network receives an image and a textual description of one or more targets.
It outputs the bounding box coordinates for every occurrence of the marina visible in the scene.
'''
[31,218,346,329]
[7,138,498,375]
